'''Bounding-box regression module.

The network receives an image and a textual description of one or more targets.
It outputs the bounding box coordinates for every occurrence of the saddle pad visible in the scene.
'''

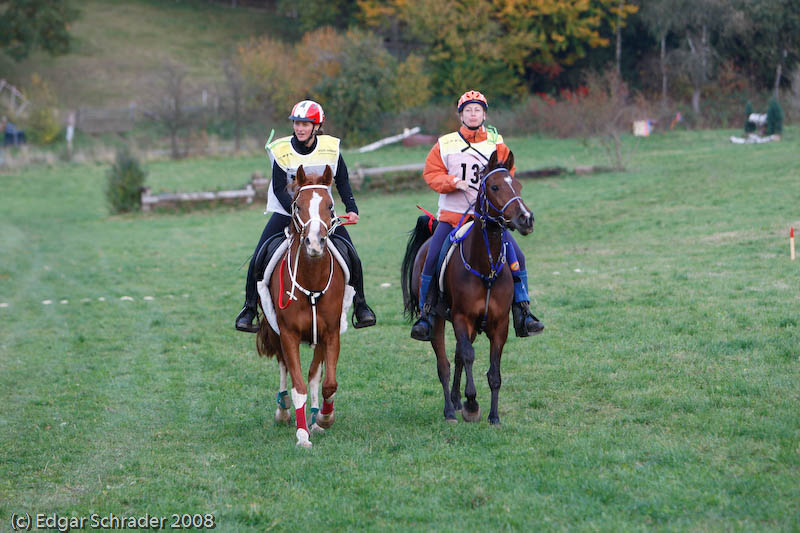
[438,220,474,290]
[257,239,354,340]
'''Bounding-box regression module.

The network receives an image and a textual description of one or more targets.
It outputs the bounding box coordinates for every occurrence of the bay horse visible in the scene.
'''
[256,165,347,448]
[401,151,534,424]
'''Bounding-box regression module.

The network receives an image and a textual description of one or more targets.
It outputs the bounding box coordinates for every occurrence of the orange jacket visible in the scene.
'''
[423,125,515,226]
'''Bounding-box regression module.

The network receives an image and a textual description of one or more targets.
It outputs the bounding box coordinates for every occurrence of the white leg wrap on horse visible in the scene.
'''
[291,388,307,410]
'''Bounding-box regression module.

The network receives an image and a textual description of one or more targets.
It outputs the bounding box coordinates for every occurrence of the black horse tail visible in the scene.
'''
[401,214,437,321]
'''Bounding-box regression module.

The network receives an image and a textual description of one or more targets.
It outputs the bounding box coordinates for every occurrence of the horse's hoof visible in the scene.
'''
[445,416,458,424]
[310,423,325,434]
[489,418,501,426]
[462,407,481,423]
[274,408,291,424]
[296,428,312,448]
[317,412,335,429]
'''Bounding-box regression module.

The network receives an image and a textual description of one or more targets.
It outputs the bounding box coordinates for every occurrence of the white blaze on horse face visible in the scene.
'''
[504,176,530,218]
[304,191,326,256]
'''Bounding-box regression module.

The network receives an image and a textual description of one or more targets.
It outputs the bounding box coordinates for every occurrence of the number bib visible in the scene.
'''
[437,151,484,215]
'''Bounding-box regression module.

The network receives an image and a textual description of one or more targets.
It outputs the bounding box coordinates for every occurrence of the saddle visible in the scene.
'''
[427,221,475,319]
[255,230,353,286]
[255,231,354,340]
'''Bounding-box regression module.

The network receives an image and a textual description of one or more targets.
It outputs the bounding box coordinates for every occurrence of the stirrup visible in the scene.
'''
[512,302,543,338]
[410,314,433,341]
[235,305,259,333]
[352,302,376,329]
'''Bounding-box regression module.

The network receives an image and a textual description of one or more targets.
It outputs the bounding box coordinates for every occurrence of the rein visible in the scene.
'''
[280,184,339,346]
[449,166,521,332]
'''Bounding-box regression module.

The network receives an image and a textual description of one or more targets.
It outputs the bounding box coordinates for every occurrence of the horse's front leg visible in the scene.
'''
[308,343,325,433]
[280,332,312,448]
[453,315,480,422]
[317,332,339,429]
[431,316,456,422]
[487,322,509,425]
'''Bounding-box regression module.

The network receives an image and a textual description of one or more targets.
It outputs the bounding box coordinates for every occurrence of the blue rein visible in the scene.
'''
[449,167,519,289]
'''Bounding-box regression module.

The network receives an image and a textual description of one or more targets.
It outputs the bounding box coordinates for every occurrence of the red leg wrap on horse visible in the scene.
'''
[322,400,334,415]
[295,407,308,431]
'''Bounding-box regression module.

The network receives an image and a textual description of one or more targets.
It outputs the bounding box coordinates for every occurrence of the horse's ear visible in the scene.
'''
[321,165,333,187]
[488,150,499,170]
[503,151,514,171]
[296,165,307,187]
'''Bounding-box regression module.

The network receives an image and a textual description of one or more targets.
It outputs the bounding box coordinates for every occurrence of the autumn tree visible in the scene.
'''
[0,0,79,61]
[313,30,400,144]
[358,0,634,98]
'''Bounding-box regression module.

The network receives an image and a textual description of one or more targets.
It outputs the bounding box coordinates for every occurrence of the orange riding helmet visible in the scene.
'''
[457,90,488,113]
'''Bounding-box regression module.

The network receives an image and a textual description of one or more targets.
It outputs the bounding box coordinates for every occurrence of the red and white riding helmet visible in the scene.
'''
[289,100,325,124]
[457,90,488,112]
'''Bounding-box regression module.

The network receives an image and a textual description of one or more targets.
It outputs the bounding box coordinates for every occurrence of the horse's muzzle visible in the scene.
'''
[514,212,534,235]
[304,235,327,257]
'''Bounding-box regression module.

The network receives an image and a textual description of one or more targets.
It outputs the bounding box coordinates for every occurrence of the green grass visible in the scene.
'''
[1,0,296,108]
[2,129,800,531]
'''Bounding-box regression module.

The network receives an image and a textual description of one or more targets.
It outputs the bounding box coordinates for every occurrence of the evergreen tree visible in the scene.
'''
[766,97,783,135]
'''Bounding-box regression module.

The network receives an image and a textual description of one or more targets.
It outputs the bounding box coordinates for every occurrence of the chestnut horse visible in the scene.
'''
[401,151,534,424]
[257,165,346,448]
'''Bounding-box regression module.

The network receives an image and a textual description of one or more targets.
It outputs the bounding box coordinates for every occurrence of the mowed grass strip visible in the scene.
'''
[1,129,799,531]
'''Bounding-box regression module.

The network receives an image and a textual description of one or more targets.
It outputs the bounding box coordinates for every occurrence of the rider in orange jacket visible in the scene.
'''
[410,90,544,341]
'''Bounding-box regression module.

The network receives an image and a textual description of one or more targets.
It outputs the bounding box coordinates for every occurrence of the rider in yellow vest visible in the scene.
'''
[410,90,544,341]
[235,100,376,332]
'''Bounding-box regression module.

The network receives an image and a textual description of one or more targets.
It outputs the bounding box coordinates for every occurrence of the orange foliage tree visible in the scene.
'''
[357,0,637,98]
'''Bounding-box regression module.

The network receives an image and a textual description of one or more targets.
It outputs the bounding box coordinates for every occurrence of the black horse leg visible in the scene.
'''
[454,322,479,420]
[487,332,507,425]
[431,317,456,420]
[450,350,463,412]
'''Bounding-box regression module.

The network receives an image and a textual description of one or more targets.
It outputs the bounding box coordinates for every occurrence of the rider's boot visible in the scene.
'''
[511,269,544,337]
[235,297,260,333]
[344,240,376,329]
[411,274,434,341]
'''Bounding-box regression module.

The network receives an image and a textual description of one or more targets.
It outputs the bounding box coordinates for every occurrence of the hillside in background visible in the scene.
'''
[0,0,294,109]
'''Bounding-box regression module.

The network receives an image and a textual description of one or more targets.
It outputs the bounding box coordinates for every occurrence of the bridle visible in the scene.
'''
[291,184,339,238]
[449,164,526,333]
[474,167,525,227]
[281,184,341,346]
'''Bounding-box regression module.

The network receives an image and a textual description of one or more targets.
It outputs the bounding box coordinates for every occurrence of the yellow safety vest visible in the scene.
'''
[265,135,340,216]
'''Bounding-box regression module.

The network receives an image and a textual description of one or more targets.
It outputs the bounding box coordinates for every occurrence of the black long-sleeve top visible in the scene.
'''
[271,135,358,215]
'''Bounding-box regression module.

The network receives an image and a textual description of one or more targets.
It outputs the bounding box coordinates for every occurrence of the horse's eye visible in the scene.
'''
[491,185,499,192]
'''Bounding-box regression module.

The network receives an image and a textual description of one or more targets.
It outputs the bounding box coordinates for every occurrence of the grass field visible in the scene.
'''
[2,129,799,531]
[0,0,295,108]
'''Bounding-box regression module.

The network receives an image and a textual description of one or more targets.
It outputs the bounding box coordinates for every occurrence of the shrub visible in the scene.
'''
[105,147,147,214]
[766,97,783,135]
[26,105,61,145]
[24,74,61,145]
